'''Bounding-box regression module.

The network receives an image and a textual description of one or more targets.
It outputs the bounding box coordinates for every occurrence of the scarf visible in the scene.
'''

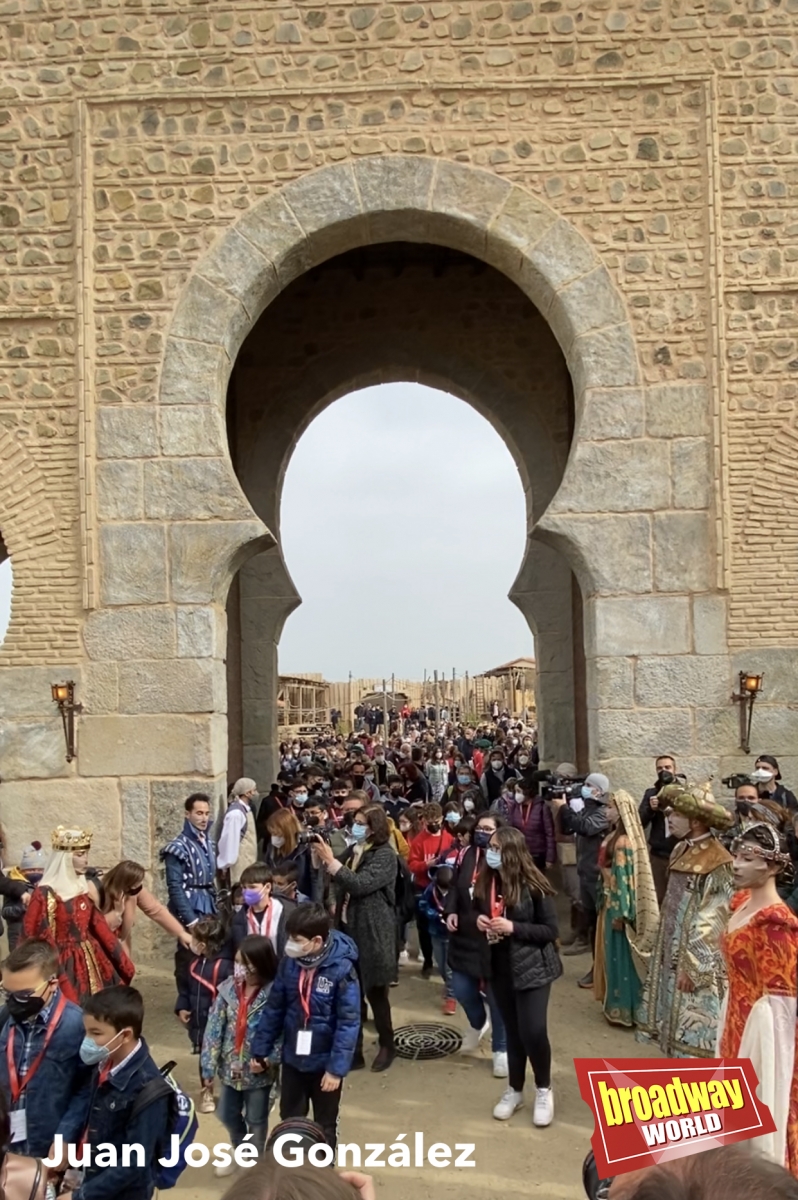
[612,790,659,971]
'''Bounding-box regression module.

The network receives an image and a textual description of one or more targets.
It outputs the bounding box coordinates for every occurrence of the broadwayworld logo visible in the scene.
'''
[574,1058,776,1179]
[597,1075,743,1147]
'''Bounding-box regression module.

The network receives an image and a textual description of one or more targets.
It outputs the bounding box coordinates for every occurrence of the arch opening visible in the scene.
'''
[0,534,11,649]
[223,239,587,781]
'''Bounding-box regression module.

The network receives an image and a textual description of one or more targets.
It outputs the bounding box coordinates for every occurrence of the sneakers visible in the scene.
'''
[533,1086,554,1127]
[493,1088,524,1121]
[459,1019,489,1054]
[199,1085,215,1114]
[214,1163,236,1178]
[399,949,410,964]
[442,997,457,1016]
[492,1051,509,1078]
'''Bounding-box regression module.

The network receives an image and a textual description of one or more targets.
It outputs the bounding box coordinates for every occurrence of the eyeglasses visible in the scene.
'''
[0,978,53,1001]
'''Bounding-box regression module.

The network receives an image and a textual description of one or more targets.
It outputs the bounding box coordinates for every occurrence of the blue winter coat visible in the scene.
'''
[419,882,449,939]
[0,989,92,1157]
[251,931,360,1079]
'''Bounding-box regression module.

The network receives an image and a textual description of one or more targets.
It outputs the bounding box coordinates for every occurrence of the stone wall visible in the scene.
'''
[1,1,798,877]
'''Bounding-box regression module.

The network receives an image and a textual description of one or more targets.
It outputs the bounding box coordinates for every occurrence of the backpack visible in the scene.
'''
[394,855,416,924]
[129,1061,198,1188]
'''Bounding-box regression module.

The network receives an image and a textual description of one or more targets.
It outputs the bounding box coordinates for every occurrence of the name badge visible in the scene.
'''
[9,1109,26,1144]
[296,1030,312,1055]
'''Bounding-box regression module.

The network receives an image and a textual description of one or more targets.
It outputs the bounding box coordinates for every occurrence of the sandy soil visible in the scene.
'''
[136,916,660,1200]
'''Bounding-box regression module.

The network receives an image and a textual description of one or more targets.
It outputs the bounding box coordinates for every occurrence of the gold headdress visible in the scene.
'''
[50,826,92,852]
[658,781,734,832]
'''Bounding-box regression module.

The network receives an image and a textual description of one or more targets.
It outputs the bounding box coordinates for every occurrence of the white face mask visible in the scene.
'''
[514,791,525,804]
[491,760,503,771]
[271,835,285,847]
[284,939,308,959]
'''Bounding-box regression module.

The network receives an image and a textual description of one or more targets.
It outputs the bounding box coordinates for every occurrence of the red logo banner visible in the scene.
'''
[574,1058,776,1178]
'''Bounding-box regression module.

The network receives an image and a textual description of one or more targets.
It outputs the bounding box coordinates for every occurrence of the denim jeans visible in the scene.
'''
[450,970,507,1052]
[217,1084,272,1153]
[430,934,453,997]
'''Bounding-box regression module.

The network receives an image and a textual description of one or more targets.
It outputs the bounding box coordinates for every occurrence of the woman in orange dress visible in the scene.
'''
[718,822,798,1177]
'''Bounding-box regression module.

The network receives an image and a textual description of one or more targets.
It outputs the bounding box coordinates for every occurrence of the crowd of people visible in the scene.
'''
[1,719,798,1199]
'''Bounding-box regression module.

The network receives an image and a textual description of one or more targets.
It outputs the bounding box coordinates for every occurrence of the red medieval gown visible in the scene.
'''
[22,885,135,1005]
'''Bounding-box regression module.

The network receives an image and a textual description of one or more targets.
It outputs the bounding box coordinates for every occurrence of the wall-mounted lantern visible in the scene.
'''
[51,681,82,762]
[732,671,764,756]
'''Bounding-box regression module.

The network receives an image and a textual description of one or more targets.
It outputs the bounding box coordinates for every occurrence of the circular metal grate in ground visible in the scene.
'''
[393,1023,463,1061]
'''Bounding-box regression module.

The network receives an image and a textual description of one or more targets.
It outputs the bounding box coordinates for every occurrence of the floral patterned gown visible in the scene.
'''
[718,891,798,1178]
[22,886,135,1005]
[594,837,640,1027]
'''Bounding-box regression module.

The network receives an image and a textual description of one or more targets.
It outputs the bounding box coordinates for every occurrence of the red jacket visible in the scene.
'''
[408,829,455,888]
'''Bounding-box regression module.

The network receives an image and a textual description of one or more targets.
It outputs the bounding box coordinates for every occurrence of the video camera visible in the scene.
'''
[540,769,587,802]
[721,773,752,790]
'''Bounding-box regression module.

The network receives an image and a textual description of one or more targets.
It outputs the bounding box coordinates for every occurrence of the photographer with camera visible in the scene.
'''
[313,805,398,1073]
[639,755,681,905]
[552,773,612,991]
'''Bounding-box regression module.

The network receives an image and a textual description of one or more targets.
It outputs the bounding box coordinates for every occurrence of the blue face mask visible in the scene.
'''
[79,1030,122,1066]
[485,848,502,870]
[351,823,368,842]
[457,774,471,786]
[445,812,460,825]
[581,785,595,802]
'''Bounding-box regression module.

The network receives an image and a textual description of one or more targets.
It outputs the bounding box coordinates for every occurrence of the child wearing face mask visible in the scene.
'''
[250,904,360,1151]
[69,985,171,1200]
[419,866,456,1014]
[231,864,291,959]
[408,803,455,979]
[175,915,234,1114]
[201,936,278,1174]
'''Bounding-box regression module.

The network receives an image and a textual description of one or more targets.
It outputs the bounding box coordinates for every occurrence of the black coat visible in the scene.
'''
[559,799,611,886]
[639,788,678,859]
[446,845,490,979]
[477,887,562,992]
[333,842,398,992]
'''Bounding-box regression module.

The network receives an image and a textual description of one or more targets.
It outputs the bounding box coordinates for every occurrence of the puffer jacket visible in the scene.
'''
[251,930,360,1078]
[445,844,491,979]
[476,886,562,991]
[176,948,234,1052]
[201,975,276,1089]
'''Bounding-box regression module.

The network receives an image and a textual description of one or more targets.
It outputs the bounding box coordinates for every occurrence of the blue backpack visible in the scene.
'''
[129,1060,198,1188]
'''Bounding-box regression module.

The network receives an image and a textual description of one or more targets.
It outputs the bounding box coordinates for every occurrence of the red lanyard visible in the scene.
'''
[248,902,273,939]
[189,958,222,997]
[234,984,258,1056]
[518,802,535,831]
[6,992,67,1103]
[489,878,504,919]
[298,968,315,1028]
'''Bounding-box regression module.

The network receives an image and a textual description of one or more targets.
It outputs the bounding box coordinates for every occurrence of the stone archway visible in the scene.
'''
[155,156,714,794]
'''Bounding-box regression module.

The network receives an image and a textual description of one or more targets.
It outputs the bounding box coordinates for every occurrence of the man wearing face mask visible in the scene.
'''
[752,754,798,813]
[639,754,681,905]
[0,938,90,1159]
[552,773,612,990]
[371,746,392,788]
[636,782,734,1058]
[349,761,380,805]
[481,750,509,805]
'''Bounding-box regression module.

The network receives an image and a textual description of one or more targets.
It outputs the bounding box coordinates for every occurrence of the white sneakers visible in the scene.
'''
[493,1088,524,1120]
[492,1051,509,1078]
[399,949,409,964]
[198,1086,215,1114]
[460,1018,490,1054]
[533,1086,554,1127]
[492,1085,554,1124]
[214,1163,236,1178]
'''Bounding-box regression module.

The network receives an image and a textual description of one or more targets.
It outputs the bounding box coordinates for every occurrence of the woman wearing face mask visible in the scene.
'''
[425,748,449,804]
[636,782,734,1058]
[480,750,508,806]
[201,935,279,1173]
[718,823,798,1177]
[314,807,399,1072]
[504,777,556,874]
[100,860,193,958]
[445,813,509,1077]
[264,809,312,898]
[22,827,134,1006]
[473,826,561,1126]
[442,764,484,816]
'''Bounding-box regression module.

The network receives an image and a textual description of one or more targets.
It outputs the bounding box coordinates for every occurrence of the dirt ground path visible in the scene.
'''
[140,933,660,1200]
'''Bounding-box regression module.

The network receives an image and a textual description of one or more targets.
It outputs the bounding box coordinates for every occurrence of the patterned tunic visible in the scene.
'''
[22,886,135,1005]
[636,836,733,1057]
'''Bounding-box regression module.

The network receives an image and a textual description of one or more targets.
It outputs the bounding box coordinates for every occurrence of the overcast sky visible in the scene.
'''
[0,384,534,677]
[278,383,532,680]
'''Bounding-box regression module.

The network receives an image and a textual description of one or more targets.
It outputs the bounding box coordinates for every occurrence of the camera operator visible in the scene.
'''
[639,755,680,905]
[549,763,590,953]
[314,806,398,1072]
[552,773,612,990]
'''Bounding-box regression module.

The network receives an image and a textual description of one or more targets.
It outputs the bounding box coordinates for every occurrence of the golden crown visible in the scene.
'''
[51,826,92,852]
